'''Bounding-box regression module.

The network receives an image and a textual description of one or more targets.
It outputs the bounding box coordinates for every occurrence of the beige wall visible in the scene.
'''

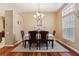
[56,3,79,51]
[5,10,23,45]
[13,11,23,42]
[56,11,62,40]
[21,12,57,33]
[5,10,14,45]
[0,16,4,47]
[0,16,3,32]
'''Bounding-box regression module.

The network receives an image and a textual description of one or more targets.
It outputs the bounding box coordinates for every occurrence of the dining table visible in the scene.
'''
[23,33,55,48]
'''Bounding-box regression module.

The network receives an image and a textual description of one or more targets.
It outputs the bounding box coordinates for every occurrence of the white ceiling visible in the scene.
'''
[0,3,64,14]
[10,3,64,13]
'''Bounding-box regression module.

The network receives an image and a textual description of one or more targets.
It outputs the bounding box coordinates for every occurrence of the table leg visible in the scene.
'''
[52,41,53,48]
[24,40,26,48]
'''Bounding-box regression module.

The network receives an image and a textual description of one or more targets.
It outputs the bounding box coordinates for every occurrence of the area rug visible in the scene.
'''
[12,41,69,52]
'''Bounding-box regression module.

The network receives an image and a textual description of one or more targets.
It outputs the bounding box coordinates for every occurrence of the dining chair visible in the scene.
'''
[0,32,2,43]
[28,31,38,49]
[2,31,5,37]
[53,30,56,36]
[21,30,26,48]
[39,31,49,49]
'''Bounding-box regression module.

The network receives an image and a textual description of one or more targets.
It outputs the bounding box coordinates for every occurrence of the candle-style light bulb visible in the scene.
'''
[36,12,40,17]
[33,15,37,18]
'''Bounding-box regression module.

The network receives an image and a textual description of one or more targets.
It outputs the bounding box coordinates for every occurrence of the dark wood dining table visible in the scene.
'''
[23,33,54,48]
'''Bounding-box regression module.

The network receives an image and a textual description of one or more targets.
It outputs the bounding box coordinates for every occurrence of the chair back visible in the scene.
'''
[39,31,49,41]
[2,31,5,37]
[0,32,2,43]
[21,30,24,40]
[28,31,38,41]
[53,30,56,36]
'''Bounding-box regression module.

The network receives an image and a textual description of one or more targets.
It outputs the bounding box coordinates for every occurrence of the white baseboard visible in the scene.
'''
[5,45,14,47]
[14,40,22,46]
[0,42,5,48]
[5,40,22,47]
[0,38,5,48]
[57,40,79,54]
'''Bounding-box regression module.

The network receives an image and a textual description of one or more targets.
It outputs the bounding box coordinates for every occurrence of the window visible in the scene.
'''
[62,3,75,42]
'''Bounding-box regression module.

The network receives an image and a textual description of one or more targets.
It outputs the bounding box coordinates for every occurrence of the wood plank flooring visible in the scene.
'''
[0,41,79,56]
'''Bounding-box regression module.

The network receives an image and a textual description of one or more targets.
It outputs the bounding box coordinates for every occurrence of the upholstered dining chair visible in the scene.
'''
[53,30,56,36]
[21,30,25,48]
[39,31,49,49]
[53,30,56,41]
[0,32,2,43]
[0,31,5,43]
[28,31,38,49]
[2,31,5,37]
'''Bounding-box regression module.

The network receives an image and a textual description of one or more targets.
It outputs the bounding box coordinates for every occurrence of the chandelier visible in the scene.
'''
[33,12,44,20]
[33,3,44,20]
[33,3,45,31]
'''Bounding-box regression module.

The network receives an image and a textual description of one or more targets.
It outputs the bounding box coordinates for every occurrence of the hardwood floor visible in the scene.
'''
[0,41,79,56]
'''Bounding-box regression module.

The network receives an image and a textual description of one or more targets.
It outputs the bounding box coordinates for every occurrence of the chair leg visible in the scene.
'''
[24,43,26,48]
[52,41,53,48]
[46,43,48,50]
[39,43,40,50]
[29,43,31,49]
[36,43,37,49]
[22,41,26,48]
